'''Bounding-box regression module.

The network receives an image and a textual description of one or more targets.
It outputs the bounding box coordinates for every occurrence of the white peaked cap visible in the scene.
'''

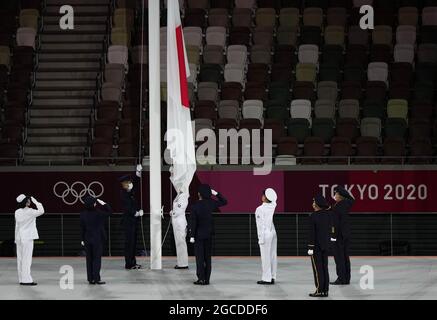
[265,188,277,203]
[16,194,27,203]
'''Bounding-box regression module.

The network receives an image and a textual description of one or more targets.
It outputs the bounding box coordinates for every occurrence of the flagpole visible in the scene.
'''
[148,0,162,270]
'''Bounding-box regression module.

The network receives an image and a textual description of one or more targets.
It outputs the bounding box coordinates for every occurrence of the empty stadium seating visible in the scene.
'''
[2,0,437,165]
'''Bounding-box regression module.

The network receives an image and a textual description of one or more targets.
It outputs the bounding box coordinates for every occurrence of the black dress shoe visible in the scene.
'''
[330,279,345,285]
[95,281,106,285]
[88,281,96,285]
[126,264,142,270]
[193,280,206,285]
[271,279,275,284]
[257,280,274,285]
[322,292,329,297]
[20,282,37,286]
[174,265,189,269]
[309,292,325,298]
[205,280,210,285]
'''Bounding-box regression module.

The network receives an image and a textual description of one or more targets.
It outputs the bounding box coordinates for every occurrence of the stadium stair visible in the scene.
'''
[24,0,111,165]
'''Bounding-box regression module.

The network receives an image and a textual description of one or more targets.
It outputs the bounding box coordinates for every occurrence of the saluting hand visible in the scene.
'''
[211,189,218,196]
[308,249,314,256]
[97,199,106,206]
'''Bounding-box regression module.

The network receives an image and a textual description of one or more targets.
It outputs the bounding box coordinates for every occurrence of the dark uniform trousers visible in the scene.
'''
[123,220,138,268]
[85,241,103,282]
[333,237,351,283]
[195,238,212,282]
[311,248,329,293]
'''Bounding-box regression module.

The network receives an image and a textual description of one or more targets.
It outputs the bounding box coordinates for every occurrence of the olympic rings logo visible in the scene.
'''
[53,181,104,205]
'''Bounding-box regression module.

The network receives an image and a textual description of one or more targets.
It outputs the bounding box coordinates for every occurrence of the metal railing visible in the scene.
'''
[1,156,437,167]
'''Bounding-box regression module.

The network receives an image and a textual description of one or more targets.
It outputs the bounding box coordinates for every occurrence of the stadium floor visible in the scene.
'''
[0,256,436,300]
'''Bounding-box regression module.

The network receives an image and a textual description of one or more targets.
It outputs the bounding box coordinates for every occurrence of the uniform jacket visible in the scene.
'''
[331,199,354,240]
[120,176,141,224]
[171,193,189,218]
[15,200,45,242]
[308,209,331,251]
[255,202,276,244]
[190,193,227,240]
[80,204,113,243]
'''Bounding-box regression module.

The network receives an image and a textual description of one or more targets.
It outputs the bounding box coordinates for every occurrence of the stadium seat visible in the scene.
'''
[16,27,36,49]
[363,100,385,119]
[264,119,286,144]
[385,118,408,139]
[328,136,353,165]
[387,99,409,121]
[394,44,415,64]
[327,7,347,26]
[206,27,227,47]
[324,26,345,46]
[341,81,362,100]
[208,8,230,27]
[317,81,338,101]
[296,63,317,82]
[409,138,433,164]
[396,26,416,45]
[19,9,39,30]
[361,117,382,140]
[409,119,432,141]
[302,137,325,164]
[203,45,224,65]
[221,82,243,101]
[218,100,240,120]
[298,45,319,64]
[314,100,335,119]
[382,137,406,164]
[242,100,264,121]
[279,8,300,28]
[398,7,418,26]
[287,118,311,143]
[312,118,335,143]
[338,99,360,120]
[355,136,379,164]
[197,82,219,102]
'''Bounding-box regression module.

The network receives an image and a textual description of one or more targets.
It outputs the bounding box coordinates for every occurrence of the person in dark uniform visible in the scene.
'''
[80,195,112,285]
[308,194,331,298]
[330,186,355,285]
[119,164,144,270]
[189,184,227,285]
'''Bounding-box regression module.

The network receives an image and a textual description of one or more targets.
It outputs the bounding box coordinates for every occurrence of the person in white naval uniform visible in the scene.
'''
[255,188,278,285]
[170,192,190,269]
[14,194,45,286]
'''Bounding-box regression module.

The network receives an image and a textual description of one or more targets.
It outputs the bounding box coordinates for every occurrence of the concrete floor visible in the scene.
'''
[1,256,437,300]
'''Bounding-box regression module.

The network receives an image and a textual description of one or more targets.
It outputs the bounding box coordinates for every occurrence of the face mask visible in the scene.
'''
[127,183,134,191]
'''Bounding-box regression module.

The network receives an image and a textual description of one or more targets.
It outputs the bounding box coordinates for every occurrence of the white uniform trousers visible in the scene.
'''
[259,229,277,282]
[172,215,188,267]
[16,239,34,284]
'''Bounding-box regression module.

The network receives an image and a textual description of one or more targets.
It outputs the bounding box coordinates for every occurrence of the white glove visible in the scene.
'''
[136,164,143,177]
[30,196,38,204]
[211,189,218,196]
[308,249,314,256]
[81,241,85,246]
[135,210,144,217]
[97,199,106,205]
[330,238,337,242]
[190,237,195,243]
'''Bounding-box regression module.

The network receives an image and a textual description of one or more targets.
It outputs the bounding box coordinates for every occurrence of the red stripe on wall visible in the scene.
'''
[175,25,190,108]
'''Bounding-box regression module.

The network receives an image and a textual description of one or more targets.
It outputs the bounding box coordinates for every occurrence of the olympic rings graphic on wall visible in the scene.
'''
[53,181,104,205]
